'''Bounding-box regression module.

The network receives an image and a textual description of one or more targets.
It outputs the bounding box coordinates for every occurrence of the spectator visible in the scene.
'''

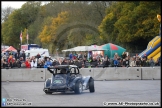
[69,60,74,65]
[12,58,17,68]
[125,57,130,67]
[8,55,14,68]
[78,52,83,60]
[149,57,155,67]
[31,58,37,68]
[141,57,147,67]
[15,52,21,60]
[2,58,9,68]
[69,52,73,60]
[36,53,41,59]
[98,57,110,68]
[44,58,52,68]
[96,57,102,65]
[21,61,26,68]
[73,53,77,60]
[83,57,87,65]
[17,48,20,54]
[52,59,58,66]
[74,59,82,68]
[61,58,67,65]
[117,58,122,67]
[37,59,44,68]
[143,54,147,61]
[114,53,119,60]
[25,58,31,68]
[103,56,110,67]
[130,57,136,67]
[113,57,119,67]
[15,59,21,68]
[21,51,26,61]
[44,56,48,62]
[2,53,7,61]
[90,57,98,67]
[136,57,141,67]
[122,52,127,59]
[83,52,87,59]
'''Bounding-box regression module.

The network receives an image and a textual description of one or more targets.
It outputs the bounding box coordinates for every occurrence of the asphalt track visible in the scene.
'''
[1,80,161,107]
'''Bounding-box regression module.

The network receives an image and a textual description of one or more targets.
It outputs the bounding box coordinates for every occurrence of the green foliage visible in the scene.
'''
[99,1,161,51]
[2,1,160,54]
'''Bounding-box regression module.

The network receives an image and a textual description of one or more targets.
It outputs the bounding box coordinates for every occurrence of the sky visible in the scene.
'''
[1,1,49,9]
[1,1,27,9]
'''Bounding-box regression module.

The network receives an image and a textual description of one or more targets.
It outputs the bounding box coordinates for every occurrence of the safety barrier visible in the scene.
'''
[1,68,45,81]
[141,67,161,80]
[1,67,161,81]
[86,67,141,80]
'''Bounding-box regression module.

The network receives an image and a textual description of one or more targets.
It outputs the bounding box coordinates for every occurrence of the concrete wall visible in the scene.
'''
[2,68,45,81]
[141,67,161,80]
[1,67,161,81]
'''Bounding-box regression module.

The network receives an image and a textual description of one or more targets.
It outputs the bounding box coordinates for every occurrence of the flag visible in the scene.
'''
[20,31,22,43]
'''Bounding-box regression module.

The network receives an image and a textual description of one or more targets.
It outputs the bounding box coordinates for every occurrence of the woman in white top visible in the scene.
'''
[130,57,136,67]
[31,58,37,68]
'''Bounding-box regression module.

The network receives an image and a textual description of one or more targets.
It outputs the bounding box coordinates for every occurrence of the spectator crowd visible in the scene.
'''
[1,50,161,69]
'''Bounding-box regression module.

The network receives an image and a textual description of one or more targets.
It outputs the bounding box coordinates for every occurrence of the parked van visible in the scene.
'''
[25,49,49,58]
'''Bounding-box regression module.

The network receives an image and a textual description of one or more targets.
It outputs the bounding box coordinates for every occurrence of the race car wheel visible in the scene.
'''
[45,91,52,94]
[75,80,83,94]
[44,88,53,94]
[89,78,95,93]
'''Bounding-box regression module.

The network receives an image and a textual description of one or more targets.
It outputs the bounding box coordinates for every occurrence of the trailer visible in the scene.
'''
[25,49,49,58]
[21,44,41,51]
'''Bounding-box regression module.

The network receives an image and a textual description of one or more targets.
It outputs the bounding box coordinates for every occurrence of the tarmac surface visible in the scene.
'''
[1,80,161,107]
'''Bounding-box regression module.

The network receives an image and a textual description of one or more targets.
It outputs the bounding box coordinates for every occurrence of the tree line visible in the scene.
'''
[1,1,161,54]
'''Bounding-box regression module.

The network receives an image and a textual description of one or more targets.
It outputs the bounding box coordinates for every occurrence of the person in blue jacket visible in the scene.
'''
[113,58,119,67]
[44,57,52,68]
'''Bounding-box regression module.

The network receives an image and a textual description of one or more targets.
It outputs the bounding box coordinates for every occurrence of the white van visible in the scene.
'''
[25,49,49,58]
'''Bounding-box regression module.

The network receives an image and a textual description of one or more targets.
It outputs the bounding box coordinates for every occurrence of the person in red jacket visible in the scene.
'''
[25,58,31,68]
[8,55,14,68]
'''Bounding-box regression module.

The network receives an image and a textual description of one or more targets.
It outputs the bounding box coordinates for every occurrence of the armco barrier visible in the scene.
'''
[141,67,161,80]
[93,67,141,80]
[1,68,45,81]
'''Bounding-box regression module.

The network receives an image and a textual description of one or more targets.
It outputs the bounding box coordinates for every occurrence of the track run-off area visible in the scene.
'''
[1,80,161,107]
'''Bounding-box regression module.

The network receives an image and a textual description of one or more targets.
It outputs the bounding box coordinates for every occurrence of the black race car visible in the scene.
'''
[43,65,95,94]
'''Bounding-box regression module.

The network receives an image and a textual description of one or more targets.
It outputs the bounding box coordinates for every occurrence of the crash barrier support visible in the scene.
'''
[1,67,161,81]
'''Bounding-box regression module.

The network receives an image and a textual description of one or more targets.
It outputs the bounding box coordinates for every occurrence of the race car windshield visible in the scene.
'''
[58,68,66,74]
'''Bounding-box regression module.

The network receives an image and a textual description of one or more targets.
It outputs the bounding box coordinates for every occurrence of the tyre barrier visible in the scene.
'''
[1,67,161,81]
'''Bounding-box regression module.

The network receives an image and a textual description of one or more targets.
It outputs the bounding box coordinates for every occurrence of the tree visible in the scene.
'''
[38,11,69,53]
[1,6,15,23]
[98,1,161,51]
